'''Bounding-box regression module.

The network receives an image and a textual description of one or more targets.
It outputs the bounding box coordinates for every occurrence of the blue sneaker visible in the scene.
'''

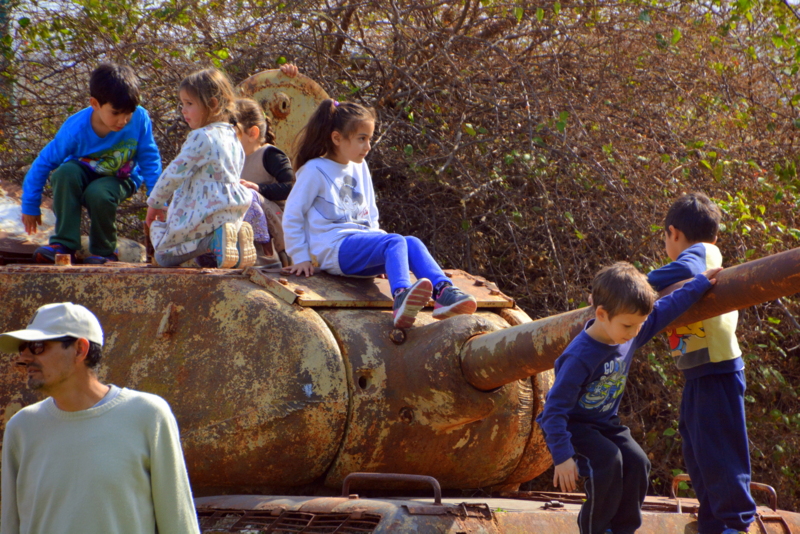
[392,278,432,329]
[209,223,238,268]
[721,530,748,534]
[83,252,119,265]
[432,285,477,319]
[33,243,75,264]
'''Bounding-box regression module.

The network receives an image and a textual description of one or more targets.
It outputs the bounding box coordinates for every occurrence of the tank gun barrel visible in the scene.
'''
[461,246,800,391]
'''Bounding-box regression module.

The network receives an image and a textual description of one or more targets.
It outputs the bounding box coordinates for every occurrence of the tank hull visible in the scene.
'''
[0,264,349,492]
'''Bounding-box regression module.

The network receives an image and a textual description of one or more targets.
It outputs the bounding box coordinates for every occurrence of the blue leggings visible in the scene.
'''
[337,233,450,294]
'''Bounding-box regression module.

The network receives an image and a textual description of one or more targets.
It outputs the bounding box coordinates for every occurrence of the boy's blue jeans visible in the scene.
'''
[569,417,650,534]
[50,160,135,256]
[337,233,450,295]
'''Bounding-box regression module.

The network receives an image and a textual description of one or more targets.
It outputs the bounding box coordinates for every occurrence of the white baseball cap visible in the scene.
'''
[0,302,104,353]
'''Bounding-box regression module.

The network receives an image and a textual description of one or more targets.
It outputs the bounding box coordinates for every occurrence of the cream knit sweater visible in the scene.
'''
[1,388,200,534]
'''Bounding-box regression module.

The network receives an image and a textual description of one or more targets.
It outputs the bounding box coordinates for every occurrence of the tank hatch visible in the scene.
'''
[248,268,515,309]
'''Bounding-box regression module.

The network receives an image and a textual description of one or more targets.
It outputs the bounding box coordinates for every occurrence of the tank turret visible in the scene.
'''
[1,248,800,497]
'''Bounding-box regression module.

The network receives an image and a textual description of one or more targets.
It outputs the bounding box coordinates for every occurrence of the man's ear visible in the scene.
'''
[89,97,101,111]
[595,305,609,323]
[73,338,90,363]
[666,225,681,242]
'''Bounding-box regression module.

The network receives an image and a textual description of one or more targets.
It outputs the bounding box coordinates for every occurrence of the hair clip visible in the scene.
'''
[333,100,340,107]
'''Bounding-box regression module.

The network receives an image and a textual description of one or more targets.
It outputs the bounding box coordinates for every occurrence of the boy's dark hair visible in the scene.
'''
[664,192,721,243]
[293,99,376,171]
[60,337,103,369]
[89,63,140,113]
[592,262,657,319]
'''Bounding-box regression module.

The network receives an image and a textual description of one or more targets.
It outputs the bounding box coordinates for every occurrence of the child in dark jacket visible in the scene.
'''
[647,193,756,534]
[537,261,719,534]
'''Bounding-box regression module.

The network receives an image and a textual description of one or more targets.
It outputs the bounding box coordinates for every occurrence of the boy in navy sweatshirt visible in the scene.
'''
[537,261,719,534]
[21,63,162,264]
[647,193,755,534]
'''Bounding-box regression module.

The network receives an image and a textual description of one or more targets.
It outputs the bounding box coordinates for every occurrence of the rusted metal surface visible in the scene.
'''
[0,178,145,264]
[195,492,800,533]
[342,473,443,505]
[320,310,543,490]
[488,306,557,489]
[252,269,513,308]
[237,70,330,156]
[0,266,348,493]
[461,246,800,391]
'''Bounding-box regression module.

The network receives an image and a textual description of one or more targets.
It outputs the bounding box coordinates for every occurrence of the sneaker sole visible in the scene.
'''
[432,296,478,319]
[214,223,239,269]
[393,279,432,329]
[236,222,257,269]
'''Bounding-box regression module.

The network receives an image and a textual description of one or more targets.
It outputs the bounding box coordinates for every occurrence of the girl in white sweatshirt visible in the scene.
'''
[283,99,477,329]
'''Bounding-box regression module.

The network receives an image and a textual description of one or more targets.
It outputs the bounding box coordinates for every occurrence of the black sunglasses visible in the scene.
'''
[18,337,75,356]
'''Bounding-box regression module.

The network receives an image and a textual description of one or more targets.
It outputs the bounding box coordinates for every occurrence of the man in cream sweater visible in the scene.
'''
[0,302,200,534]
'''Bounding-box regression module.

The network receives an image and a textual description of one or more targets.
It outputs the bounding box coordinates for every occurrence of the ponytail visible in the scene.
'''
[293,99,376,171]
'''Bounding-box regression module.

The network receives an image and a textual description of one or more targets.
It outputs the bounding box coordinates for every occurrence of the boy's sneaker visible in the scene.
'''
[392,278,432,329]
[209,223,238,268]
[234,222,257,269]
[721,530,748,534]
[432,286,478,319]
[33,243,75,264]
[83,253,119,265]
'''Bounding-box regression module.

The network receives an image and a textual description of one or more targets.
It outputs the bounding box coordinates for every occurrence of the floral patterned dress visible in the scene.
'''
[147,122,249,257]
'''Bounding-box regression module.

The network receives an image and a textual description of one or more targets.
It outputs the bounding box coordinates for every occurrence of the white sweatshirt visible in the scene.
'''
[283,157,384,274]
[1,388,200,534]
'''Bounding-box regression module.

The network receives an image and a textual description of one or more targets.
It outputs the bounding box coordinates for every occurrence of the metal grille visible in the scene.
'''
[198,510,382,533]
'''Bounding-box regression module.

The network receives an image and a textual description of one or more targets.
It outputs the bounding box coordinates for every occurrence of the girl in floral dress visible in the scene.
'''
[145,68,257,268]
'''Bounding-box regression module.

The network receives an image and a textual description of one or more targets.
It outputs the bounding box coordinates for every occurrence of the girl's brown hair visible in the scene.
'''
[235,98,276,145]
[179,68,238,127]
[293,99,376,171]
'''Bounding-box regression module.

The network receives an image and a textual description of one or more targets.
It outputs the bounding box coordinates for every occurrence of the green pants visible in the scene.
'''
[50,160,136,256]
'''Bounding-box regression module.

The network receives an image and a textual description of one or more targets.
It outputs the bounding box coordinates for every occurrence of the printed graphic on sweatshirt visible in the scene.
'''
[312,168,370,227]
[579,358,627,412]
[78,139,137,178]
[668,321,707,358]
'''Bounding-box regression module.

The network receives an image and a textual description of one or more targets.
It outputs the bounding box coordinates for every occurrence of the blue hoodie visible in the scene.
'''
[22,106,162,216]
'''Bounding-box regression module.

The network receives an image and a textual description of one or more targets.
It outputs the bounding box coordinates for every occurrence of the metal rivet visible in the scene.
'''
[279,278,288,285]
[474,279,485,286]
[389,328,406,345]
[490,289,501,296]
[295,287,305,295]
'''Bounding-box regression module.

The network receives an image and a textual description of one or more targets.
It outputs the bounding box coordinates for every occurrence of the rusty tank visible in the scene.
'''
[1,70,800,533]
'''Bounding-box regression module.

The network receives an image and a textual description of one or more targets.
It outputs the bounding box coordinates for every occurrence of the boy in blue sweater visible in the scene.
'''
[22,63,162,264]
[537,261,719,534]
[647,193,756,534]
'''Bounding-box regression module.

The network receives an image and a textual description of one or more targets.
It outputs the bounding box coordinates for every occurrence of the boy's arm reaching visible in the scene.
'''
[537,353,592,473]
[554,458,580,493]
[636,267,721,344]
[647,252,703,291]
[21,125,79,224]
[134,108,163,195]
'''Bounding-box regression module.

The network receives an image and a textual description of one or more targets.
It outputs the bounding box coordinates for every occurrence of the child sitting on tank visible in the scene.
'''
[647,193,756,534]
[282,99,477,329]
[235,93,295,267]
[537,261,720,534]
[21,63,162,265]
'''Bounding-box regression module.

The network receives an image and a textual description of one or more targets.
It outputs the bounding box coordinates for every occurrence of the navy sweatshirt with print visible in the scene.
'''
[536,274,712,466]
